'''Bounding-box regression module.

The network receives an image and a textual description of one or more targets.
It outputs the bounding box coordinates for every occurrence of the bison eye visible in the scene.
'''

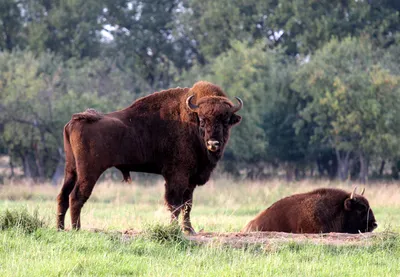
[357,205,368,214]
[199,118,205,127]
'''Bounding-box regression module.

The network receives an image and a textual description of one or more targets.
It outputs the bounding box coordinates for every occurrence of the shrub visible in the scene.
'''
[144,222,188,245]
[0,208,46,233]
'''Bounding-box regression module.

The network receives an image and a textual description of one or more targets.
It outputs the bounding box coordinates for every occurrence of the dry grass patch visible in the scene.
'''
[0,178,399,232]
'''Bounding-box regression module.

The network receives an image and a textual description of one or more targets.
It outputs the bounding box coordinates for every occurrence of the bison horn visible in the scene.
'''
[186,95,199,112]
[350,186,357,199]
[360,187,365,196]
[231,97,243,113]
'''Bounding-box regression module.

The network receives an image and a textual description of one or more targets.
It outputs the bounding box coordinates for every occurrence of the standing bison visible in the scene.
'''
[242,187,378,234]
[57,81,242,233]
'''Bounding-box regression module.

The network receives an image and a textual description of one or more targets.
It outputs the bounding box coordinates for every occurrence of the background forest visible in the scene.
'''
[0,0,399,183]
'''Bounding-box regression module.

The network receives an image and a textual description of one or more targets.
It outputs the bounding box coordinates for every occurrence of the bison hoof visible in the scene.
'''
[183,227,196,236]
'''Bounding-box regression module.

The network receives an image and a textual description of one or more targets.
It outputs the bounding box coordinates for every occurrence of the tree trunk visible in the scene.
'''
[294,167,300,180]
[33,142,45,180]
[358,151,369,184]
[21,153,32,179]
[34,151,45,180]
[335,149,351,181]
[9,156,15,178]
[316,159,324,176]
[379,160,386,176]
[285,162,295,182]
[51,163,64,186]
[52,148,65,186]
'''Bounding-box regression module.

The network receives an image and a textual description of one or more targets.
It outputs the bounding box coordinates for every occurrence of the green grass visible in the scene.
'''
[0,228,399,276]
[0,179,399,276]
[0,208,46,233]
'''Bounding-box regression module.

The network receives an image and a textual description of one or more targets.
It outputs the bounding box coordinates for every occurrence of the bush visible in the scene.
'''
[0,208,46,233]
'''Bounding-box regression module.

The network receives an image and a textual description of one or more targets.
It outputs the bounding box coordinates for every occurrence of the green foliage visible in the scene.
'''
[0,208,46,233]
[266,0,400,55]
[0,1,399,180]
[294,37,400,158]
[182,0,400,58]
[181,41,308,176]
[0,0,24,51]
[293,36,400,180]
[104,0,196,89]
[0,51,143,179]
[23,0,104,59]
[0,51,54,178]
[182,0,267,59]
[144,222,189,245]
[203,41,268,164]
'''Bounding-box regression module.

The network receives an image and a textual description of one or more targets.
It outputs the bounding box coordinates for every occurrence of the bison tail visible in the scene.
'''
[63,122,76,166]
[72,108,103,122]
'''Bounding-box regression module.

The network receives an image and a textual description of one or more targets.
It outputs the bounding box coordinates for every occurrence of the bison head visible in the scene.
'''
[186,95,242,153]
[343,187,378,233]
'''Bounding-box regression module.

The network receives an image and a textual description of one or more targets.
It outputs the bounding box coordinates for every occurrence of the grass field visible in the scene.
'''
[0,178,399,276]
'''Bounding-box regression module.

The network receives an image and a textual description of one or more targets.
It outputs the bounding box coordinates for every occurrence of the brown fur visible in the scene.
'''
[71,108,103,122]
[57,81,242,233]
[241,188,377,234]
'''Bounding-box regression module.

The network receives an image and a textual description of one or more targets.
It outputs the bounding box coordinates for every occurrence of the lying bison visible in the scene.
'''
[57,81,242,233]
[242,187,377,234]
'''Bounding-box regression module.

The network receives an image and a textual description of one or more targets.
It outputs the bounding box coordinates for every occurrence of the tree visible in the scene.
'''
[180,41,309,178]
[266,0,400,55]
[22,0,104,59]
[180,0,399,60]
[0,51,129,180]
[0,0,24,51]
[293,37,400,182]
[180,0,269,59]
[201,41,268,176]
[103,0,198,89]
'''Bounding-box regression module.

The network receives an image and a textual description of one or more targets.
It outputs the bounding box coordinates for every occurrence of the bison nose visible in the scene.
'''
[372,222,378,229]
[206,140,220,152]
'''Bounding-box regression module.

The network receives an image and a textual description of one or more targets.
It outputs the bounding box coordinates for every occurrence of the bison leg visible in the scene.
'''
[116,166,132,183]
[69,174,100,230]
[163,172,196,234]
[122,171,132,183]
[56,170,77,230]
[164,185,182,222]
[181,188,195,235]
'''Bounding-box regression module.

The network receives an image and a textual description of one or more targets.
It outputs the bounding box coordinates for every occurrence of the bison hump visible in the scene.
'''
[72,108,103,122]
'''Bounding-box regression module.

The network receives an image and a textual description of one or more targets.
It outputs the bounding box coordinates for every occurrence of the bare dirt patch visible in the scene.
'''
[120,229,394,247]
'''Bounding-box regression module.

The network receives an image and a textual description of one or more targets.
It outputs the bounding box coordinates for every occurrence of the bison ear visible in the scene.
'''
[230,114,242,125]
[344,198,354,211]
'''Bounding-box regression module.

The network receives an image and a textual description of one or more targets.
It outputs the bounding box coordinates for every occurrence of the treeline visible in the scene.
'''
[0,0,399,182]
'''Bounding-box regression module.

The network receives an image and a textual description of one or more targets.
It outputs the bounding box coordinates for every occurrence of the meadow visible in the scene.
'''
[0,178,399,276]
